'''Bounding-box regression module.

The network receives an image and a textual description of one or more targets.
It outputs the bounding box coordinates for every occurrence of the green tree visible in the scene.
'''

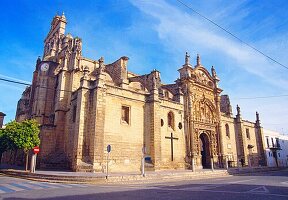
[0,129,7,157]
[0,125,16,165]
[5,119,40,171]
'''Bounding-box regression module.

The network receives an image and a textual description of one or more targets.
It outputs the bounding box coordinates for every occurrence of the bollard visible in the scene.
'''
[191,157,195,172]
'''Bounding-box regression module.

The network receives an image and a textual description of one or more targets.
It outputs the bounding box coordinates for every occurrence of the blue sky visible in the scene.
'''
[0,0,288,134]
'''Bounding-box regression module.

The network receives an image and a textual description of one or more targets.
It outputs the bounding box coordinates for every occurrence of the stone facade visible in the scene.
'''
[15,15,266,172]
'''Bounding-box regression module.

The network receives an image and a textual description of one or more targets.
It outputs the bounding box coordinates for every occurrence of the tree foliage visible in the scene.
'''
[0,128,14,154]
[5,119,40,153]
[1,119,40,169]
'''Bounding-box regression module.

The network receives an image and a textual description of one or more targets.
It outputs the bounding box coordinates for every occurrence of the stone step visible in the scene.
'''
[0,169,229,184]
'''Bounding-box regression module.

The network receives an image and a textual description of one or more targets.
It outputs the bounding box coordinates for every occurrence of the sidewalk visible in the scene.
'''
[0,166,285,184]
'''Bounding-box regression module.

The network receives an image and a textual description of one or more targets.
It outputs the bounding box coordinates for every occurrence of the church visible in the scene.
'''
[16,14,266,172]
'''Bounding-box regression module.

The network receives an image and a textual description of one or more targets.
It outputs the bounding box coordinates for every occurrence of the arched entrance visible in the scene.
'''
[200,133,211,168]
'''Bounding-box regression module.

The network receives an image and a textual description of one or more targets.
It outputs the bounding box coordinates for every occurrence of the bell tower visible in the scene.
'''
[43,13,67,61]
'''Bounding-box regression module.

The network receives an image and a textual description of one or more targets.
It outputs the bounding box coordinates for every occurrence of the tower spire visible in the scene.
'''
[185,52,190,65]
[256,111,260,126]
[196,54,201,66]
[236,104,241,116]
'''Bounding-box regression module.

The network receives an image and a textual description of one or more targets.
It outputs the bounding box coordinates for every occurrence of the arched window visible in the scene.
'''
[225,124,230,138]
[168,111,175,129]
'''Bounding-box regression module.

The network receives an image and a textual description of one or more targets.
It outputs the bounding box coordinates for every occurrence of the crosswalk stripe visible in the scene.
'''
[0,182,87,194]
[18,182,44,190]
[30,182,60,189]
[24,182,51,189]
[1,184,25,192]
[0,185,16,193]
[47,183,73,188]
[10,183,33,190]
[68,184,87,188]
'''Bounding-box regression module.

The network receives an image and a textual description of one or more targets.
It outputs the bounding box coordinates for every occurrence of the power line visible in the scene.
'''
[0,77,73,93]
[176,0,288,70]
[1,76,288,99]
[0,78,30,86]
[235,94,288,100]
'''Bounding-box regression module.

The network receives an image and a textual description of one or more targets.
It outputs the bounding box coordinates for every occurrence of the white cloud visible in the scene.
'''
[130,0,288,90]
[130,0,288,133]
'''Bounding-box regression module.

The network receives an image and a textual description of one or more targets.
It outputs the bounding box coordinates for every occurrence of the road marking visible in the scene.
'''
[68,183,88,188]
[1,184,25,192]
[0,182,88,194]
[281,181,288,185]
[46,183,74,188]
[0,185,16,193]
[228,179,255,184]
[10,183,33,190]
[211,178,226,181]
[34,182,64,189]
[247,186,269,193]
[25,182,51,189]
[19,182,44,190]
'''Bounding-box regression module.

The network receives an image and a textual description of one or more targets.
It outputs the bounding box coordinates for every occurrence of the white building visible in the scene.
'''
[263,129,288,167]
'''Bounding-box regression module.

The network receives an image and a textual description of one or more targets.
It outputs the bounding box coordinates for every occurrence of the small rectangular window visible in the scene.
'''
[246,128,250,139]
[121,106,130,124]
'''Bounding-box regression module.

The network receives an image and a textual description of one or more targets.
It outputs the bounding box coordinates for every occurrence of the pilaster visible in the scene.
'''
[72,76,89,170]
[91,59,107,171]
[148,91,162,170]
[235,105,247,165]
[54,69,70,151]
[255,112,266,166]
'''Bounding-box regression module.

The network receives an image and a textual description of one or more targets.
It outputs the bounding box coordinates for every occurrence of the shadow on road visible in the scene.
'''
[2,182,288,200]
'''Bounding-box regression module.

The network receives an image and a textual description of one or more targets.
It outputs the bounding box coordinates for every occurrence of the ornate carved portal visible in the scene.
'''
[188,94,220,169]
[180,63,222,169]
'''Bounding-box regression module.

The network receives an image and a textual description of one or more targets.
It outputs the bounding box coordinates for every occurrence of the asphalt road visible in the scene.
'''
[0,169,288,200]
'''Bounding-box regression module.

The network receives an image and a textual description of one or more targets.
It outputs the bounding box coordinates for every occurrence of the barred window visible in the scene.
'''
[225,124,230,138]
[168,111,175,129]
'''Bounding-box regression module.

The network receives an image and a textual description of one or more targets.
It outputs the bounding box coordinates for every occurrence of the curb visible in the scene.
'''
[227,167,286,175]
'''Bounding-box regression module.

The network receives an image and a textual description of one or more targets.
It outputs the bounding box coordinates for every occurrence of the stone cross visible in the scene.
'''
[165,133,179,161]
